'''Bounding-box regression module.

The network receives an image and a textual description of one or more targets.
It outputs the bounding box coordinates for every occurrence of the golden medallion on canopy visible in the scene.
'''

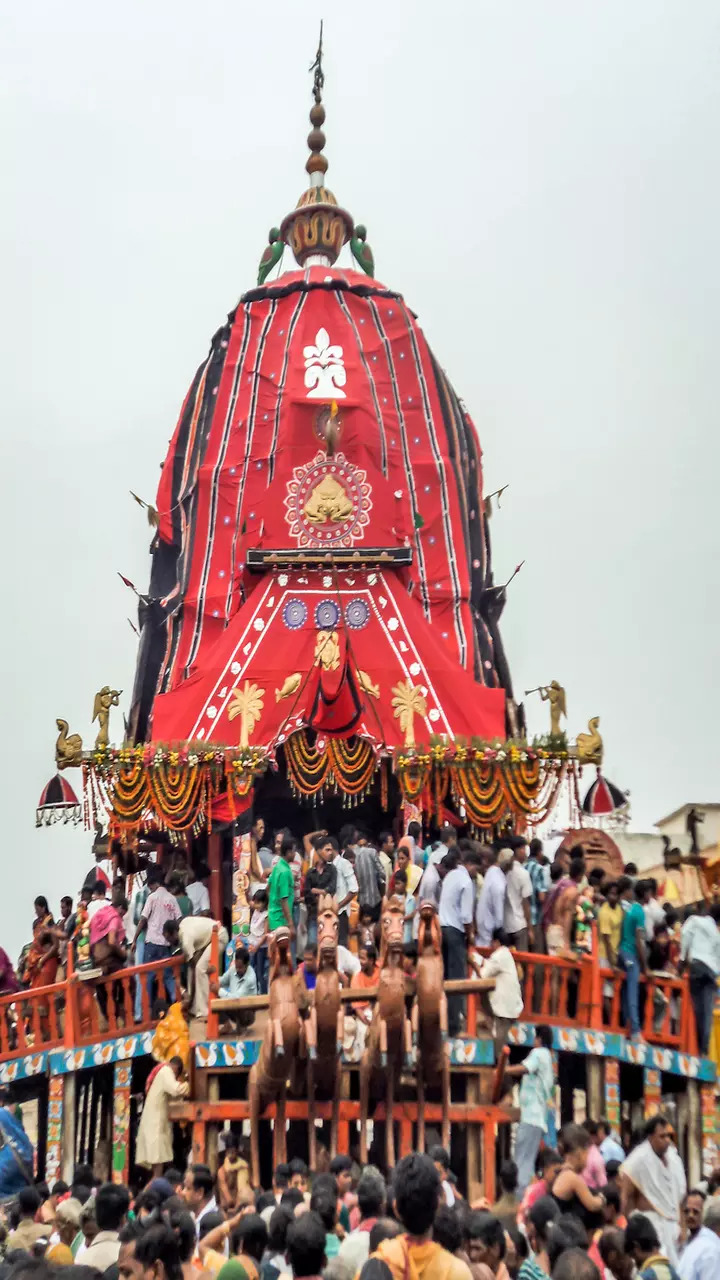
[304,474,353,524]
[285,451,371,548]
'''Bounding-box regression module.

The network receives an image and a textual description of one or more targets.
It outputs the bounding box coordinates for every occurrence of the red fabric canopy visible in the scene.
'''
[150,567,504,752]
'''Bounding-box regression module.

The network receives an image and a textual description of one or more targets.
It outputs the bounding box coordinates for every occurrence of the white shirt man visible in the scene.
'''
[333,852,359,946]
[504,858,532,949]
[187,878,211,915]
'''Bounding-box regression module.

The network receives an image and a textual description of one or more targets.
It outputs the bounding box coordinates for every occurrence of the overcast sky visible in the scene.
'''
[2,1,718,959]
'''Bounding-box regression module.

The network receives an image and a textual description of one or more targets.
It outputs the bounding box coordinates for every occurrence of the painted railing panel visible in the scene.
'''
[0,949,183,1060]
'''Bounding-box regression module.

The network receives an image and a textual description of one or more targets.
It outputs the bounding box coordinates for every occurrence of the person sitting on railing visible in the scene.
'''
[218,944,257,1035]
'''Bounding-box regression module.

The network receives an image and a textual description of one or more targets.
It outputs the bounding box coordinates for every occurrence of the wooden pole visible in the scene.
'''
[208,832,223,923]
[61,1074,76,1182]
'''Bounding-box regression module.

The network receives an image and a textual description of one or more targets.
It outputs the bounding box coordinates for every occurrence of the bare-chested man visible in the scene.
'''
[546,856,584,957]
[620,1113,686,1266]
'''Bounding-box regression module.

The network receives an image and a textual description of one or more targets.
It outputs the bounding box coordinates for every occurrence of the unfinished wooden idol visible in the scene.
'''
[412,900,450,1151]
[248,929,304,1185]
[359,895,412,1169]
[302,895,343,1165]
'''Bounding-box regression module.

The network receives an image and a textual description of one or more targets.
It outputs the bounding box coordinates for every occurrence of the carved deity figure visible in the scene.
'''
[304,474,353,524]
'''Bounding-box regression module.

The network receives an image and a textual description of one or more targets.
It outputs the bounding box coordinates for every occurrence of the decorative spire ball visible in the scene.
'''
[257,227,283,285]
[279,23,354,270]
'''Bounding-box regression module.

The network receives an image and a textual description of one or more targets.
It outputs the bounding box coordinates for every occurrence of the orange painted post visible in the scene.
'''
[587,924,603,1029]
[483,1117,496,1201]
[192,1120,207,1163]
[399,1118,413,1158]
[207,927,220,1039]
[337,1120,350,1155]
[64,943,77,1049]
[208,832,223,924]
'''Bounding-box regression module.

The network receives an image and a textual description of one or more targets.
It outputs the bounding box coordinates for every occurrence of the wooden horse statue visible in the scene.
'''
[248,929,304,1185]
[359,895,412,1168]
[412,899,450,1151]
[303,894,343,1166]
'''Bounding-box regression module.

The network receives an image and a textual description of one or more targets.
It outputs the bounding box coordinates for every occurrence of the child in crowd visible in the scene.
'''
[248,889,269,994]
[298,946,317,991]
[355,904,377,953]
[393,869,416,944]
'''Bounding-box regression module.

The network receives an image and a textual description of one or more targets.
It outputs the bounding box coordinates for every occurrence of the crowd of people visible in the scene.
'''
[3,1118,720,1280]
[5,820,720,1058]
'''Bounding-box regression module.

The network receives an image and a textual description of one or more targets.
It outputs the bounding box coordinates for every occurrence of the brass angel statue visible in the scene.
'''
[93,687,122,749]
[525,681,566,736]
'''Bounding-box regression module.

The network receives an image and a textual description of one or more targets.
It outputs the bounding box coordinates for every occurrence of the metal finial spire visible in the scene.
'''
[279,21,354,269]
[309,21,325,104]
[306,21,328,186]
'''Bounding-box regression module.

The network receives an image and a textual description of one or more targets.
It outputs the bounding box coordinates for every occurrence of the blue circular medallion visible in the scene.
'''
[345,598,370,630]
[314,599,341,629]
[283,599,307,630]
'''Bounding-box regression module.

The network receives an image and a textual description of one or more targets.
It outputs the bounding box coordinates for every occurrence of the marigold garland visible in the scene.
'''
[82,738,578,833]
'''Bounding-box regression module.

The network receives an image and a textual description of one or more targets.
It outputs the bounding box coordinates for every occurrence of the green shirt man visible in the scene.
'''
[267,839,297,933]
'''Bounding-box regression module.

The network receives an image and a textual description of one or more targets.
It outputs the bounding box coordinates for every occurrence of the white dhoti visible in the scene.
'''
[621,1139,685,1269]
[634,1210,680,1267]
[135,1063,189,1169]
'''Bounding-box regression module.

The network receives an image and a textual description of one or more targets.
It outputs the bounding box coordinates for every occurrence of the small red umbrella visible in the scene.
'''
[36,774,82,828]
[581,769,629,818]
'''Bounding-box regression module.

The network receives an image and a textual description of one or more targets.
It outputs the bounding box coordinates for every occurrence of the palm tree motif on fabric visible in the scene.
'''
[304,328,347,400]
[228,682,265,748]
[391,679,428,748]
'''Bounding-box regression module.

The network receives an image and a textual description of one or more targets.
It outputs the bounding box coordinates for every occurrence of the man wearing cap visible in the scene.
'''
[475,848,513,947]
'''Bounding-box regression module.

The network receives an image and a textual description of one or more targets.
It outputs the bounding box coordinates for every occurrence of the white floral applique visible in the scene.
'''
[304,328,347,400]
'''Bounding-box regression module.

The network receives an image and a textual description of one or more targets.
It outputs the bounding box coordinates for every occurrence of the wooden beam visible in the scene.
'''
[170,1099,514,1125]
[210,977,497,1014]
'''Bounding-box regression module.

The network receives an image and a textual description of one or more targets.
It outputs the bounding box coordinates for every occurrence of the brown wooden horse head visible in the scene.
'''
[268,928,294,983]
[316,895,339,969]
[417,899,442,955]
[379,895,406,967]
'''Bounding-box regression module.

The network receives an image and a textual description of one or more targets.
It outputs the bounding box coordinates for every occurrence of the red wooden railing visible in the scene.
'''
[470,925,699,1054]
[75,954,184,1047]
[0,922,702,1063]
[0,946,184,1062]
